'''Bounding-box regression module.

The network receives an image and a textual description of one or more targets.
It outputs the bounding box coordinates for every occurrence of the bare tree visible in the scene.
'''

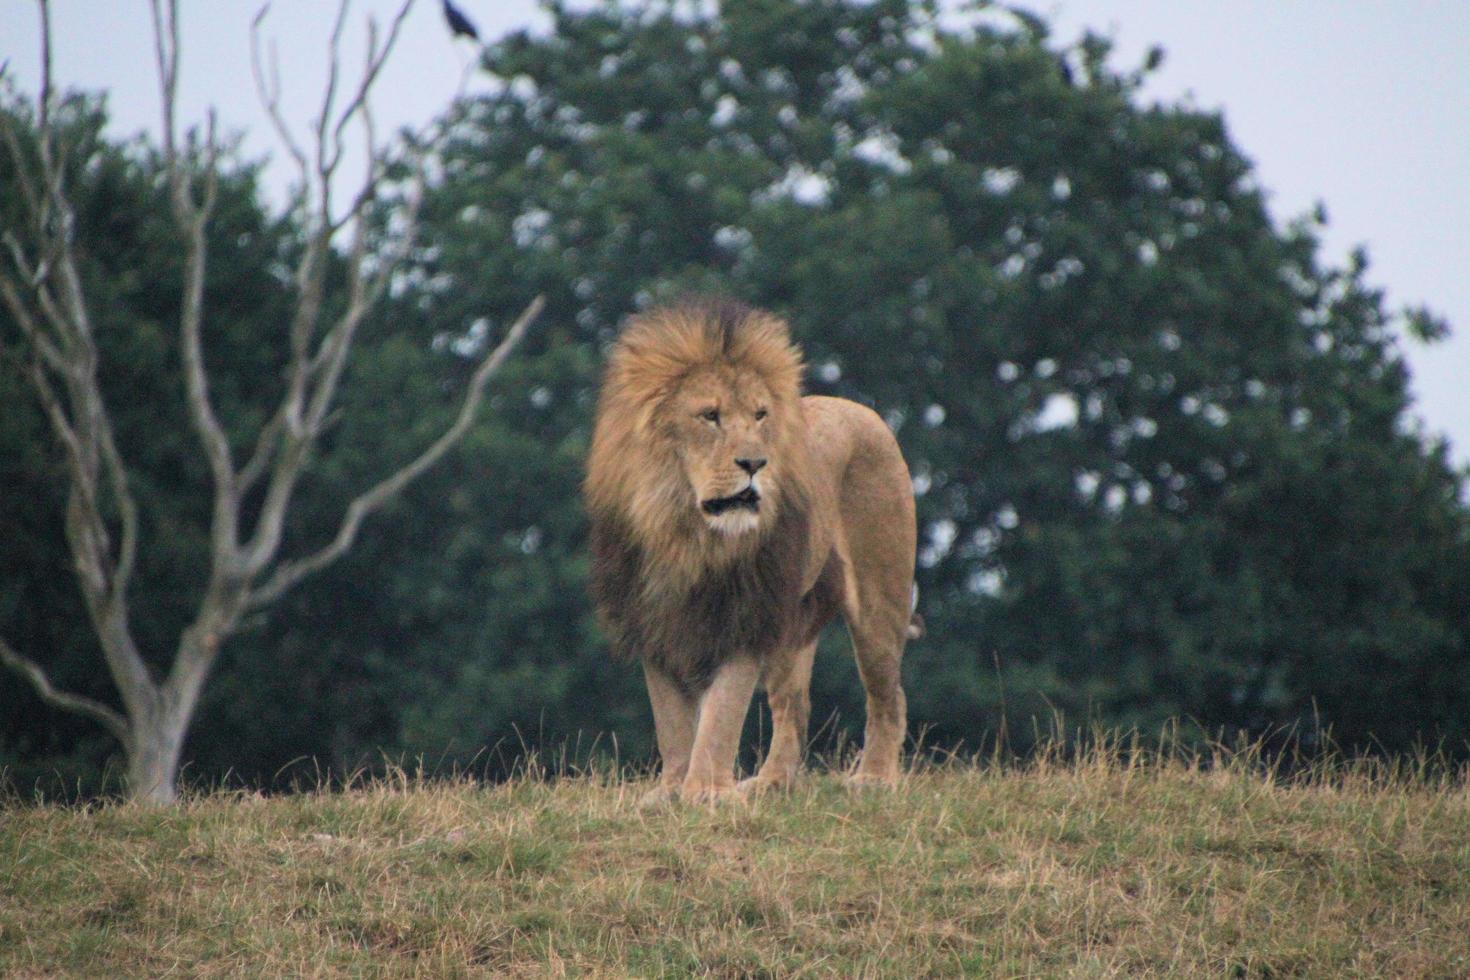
[0,0,541,803]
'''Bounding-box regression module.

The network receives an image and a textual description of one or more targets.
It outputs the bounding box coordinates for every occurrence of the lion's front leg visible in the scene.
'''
[740,640,816,796]
[641,661,696,806]
[682,657,760,803]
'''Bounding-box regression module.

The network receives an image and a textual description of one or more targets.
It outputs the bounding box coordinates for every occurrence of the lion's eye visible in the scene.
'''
[754,408,768,421]
[698,408,721,425]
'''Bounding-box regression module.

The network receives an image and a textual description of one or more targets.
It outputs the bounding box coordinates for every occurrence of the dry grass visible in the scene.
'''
[3,743,1469,977]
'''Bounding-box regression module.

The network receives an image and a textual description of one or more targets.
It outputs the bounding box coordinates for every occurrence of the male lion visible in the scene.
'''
[585,299,918,803]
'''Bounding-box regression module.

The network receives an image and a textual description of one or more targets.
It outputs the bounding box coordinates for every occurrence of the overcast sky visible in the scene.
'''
[6,1,1466,467]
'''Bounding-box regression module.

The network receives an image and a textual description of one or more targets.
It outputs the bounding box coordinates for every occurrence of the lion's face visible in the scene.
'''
[586,300,809,556]
[666,368,779,536]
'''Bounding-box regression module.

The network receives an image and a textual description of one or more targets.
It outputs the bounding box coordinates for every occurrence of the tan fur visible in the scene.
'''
[585,300,917,803]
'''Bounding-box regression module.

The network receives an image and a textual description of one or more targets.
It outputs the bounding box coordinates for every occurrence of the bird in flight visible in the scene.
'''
[442,0,479,42]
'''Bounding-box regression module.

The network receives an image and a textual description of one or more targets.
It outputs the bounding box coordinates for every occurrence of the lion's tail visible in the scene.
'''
[906,583,925,640]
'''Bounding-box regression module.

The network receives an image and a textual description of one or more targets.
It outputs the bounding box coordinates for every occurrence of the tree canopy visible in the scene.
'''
[383,0,1469,754]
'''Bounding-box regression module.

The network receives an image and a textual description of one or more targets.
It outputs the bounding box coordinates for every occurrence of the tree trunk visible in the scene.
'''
[120,621,223,805]
[126,708,185,805]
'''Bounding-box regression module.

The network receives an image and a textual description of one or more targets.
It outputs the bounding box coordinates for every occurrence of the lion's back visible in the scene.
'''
[800,395,912,501]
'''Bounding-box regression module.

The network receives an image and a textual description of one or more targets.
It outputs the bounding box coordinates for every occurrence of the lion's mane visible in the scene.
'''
[584,300,840,691]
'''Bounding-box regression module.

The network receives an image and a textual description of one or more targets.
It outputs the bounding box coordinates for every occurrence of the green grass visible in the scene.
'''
[3,745,1469,977]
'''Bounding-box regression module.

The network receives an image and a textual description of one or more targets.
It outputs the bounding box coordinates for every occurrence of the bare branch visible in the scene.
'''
[3,302,83,463]
[246,296,545,609]
[200,108,221,216]
[145,1,239,562]
[3,277,151,718]
[0,254,67,371]
[96,403,141,593]
[0,637,130,742]
[326,1,415,181]
[238,231,337,581]
[7,8,142,611]
[326,69,381,236]
[148,0,179,167]
[239,193,435,578]
[314,0,353,200]
[4,235,86,360]
[175,186,239,552]
[238,405,286,493]
[32,2,63,286]
[304,169,425,433]
[249,6,309,190]
[36,0,52,135]
[0,283,100,563]
[282,234,328,437]
[238,0,422,578]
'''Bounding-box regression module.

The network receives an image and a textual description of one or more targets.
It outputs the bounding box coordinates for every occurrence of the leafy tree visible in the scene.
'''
[385,0,1468,756]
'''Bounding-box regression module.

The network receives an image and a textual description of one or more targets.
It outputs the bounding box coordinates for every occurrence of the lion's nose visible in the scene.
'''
[736,456,767,475]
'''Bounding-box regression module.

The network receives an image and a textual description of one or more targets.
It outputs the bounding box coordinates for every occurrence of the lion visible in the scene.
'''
[585,298,918,803]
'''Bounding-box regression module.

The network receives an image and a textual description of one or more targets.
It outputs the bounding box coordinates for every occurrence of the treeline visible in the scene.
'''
[3,0,1468,794]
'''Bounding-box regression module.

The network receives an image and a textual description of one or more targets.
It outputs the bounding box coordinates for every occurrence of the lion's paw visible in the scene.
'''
[680,782,744,807]
[846,770,901,792]
[637,783,680,809]
[736,774,796,797]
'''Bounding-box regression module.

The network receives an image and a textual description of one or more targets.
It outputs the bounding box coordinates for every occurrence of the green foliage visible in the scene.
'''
[371,0,1469,757]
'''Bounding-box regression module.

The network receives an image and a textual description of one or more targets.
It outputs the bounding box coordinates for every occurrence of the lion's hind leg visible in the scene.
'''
[846,610,909,788]
[739,640,817,795]
[823,399,915,788]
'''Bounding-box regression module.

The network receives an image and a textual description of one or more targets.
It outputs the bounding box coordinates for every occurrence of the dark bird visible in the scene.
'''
[442,0,479,41]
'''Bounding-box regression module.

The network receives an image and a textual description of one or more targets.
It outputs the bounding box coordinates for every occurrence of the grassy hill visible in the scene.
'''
[3,745,1469,977]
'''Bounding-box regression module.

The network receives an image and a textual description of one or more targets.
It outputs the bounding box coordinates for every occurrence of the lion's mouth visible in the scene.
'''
[702,486,761,516]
